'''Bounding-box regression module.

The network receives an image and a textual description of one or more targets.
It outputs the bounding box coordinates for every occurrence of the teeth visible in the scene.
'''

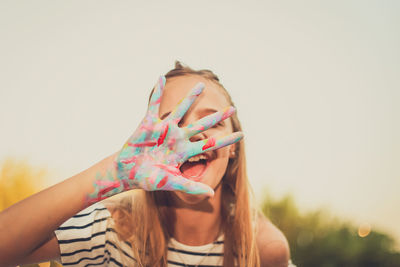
[188,154,207,162]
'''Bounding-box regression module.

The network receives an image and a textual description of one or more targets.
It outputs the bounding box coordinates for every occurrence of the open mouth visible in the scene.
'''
[179,153,210,181]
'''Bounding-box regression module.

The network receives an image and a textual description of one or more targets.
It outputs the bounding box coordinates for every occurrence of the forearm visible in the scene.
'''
[0,153,116,264]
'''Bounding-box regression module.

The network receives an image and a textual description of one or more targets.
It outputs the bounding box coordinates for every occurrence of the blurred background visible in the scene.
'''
[0,1,399,266]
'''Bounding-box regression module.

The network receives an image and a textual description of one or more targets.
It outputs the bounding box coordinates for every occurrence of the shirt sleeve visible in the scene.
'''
[54,203,113,266]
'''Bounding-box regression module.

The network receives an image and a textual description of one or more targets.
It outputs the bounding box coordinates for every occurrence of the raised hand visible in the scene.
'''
[86,76,243,204]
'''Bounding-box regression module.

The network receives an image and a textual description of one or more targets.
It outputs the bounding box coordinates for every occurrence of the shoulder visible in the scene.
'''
[57,202,112,233]
[55,203,114,265]
[256,213,290,267]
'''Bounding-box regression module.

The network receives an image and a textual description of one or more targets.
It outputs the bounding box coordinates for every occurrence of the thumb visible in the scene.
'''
[157,174,215,197]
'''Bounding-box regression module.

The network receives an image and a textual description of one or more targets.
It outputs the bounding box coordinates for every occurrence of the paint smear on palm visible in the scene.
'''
[85,78,243,205]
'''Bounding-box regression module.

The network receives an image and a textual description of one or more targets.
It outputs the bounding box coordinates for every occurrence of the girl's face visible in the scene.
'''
[159,75,234,204]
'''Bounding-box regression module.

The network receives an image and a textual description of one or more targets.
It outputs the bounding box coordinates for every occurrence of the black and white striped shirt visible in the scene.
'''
[55,203,224,266]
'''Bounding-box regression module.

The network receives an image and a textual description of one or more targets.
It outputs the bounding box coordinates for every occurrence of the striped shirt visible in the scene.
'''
[55,203,224,266]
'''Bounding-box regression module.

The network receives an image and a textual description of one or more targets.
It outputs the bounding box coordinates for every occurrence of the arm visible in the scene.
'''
[0,76,242,266]
[257,213,290,267]
[0,153,116,266]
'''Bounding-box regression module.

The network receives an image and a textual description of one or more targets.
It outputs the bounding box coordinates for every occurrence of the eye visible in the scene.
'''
[212,121,225,128]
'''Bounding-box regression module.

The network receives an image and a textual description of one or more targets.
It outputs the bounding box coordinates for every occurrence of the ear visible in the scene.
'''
[229,144,237,159]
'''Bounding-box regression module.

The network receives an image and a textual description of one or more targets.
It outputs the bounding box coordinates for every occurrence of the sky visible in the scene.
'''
[0,0,399,244]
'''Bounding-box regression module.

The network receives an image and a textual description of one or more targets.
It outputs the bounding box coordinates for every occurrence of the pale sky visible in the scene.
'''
[1,1,399,244]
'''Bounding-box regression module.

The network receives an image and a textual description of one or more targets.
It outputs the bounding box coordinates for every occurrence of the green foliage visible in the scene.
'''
[261,193,400,267]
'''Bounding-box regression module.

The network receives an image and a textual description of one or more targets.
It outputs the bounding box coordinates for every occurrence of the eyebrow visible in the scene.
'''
[160,108,219,120]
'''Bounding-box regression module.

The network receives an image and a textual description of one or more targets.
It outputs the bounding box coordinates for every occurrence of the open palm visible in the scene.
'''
[87,76,242,203]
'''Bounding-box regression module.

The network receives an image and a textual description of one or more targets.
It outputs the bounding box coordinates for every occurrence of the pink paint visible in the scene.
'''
[157,175,168,188]
[158,124,169,146]
[95,180,120,187]
[97,180,120,196]
[129,165,138,180]
[140,124,154,131]
[168,137,176,150]
[202,137,216,151]
[120,156,137,164]
[221,107,234,120]
[193,124,205,132]
[122,179,130,190]
[129,141,157,147]
[154,164,181,176]
[87,195,108,205]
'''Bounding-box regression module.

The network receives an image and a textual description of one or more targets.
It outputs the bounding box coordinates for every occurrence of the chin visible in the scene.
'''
[174,191,211,205]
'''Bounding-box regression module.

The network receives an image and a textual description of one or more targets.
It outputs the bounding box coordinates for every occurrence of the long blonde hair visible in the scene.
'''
[111,62,260,266]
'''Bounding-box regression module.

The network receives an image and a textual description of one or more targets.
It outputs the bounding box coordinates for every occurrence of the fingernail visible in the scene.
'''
[192,82,205,95]
[207,189,215,197]
[222,106,236,120]
[159,76,166,88]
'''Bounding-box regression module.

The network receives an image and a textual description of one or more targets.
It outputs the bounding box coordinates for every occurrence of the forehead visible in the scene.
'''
[159,75,230,117]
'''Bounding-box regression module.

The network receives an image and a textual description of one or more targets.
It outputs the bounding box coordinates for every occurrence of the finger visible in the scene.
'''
[167,82,204,122]
[155,173,214,196]
[185,106,236,137]
[148,76,166,117]
[188,132,244,158]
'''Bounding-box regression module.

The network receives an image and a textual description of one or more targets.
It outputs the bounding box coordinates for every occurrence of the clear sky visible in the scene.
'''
[1,0,399,244]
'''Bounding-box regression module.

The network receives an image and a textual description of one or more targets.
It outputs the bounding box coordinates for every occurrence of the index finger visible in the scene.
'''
[185,106,236,137]
[167,82,204,122]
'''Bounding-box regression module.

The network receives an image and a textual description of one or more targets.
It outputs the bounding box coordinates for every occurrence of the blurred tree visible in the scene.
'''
[4,159,400,267]
[262,192,400,267]
[0,158,62,267]
[0,158,47,210]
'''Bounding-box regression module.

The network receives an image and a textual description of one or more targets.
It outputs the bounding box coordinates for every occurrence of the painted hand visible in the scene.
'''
[86,76,243,204]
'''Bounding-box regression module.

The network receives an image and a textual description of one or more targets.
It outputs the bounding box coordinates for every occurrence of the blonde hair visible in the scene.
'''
[111,61,260,266]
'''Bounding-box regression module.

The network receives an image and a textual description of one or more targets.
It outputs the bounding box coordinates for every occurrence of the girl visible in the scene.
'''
[0,62,291,267]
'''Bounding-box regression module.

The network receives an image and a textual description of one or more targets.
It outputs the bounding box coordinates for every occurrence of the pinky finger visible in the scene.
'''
[157,174,215,197]
[189,132,244,158]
